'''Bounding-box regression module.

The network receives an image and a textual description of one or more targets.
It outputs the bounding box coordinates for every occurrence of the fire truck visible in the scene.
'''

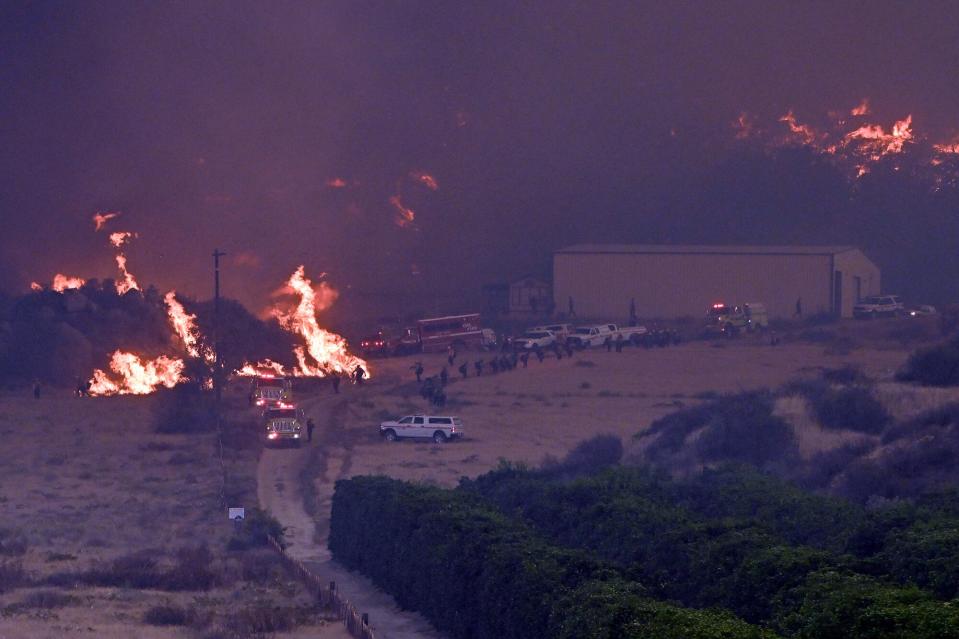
[249,374,292,407]
[262,402,305,447]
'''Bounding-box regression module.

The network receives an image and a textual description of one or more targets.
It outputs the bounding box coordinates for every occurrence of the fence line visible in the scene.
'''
[267,535,376,639]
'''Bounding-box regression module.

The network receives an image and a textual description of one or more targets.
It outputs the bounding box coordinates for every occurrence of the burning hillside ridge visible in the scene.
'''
[28,212,367,395]
[734,101,959,183]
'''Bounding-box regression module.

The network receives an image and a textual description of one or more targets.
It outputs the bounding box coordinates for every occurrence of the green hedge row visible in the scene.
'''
[329,476,773,639]
[460,465,959,636]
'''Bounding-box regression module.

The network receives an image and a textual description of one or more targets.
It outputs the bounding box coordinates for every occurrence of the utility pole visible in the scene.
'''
[213,249,227,406]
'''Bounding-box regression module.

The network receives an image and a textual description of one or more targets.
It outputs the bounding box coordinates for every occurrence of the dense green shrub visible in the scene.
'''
[897,339,959,386]
[463,465,959,635]
[330,476,770,639]
[777,570,959,639]
[549,579,777,639]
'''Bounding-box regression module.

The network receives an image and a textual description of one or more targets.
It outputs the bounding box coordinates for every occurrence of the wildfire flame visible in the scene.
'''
[164,291,213,363]
[88,351,185,396]
[93,211,120,231]
[389,195,416,228]
[30,274,87,292]
[104,231,140,294]
[236,359,290,377]
[267,266,368,378]
[327,177,348,188]
[410,170,439,191]
[734,101,959,180]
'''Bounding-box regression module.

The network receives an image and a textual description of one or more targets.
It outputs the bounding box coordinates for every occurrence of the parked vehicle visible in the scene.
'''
[606,323,648,344]
[359,327,420,357]
[568,324,614,348]
[249,374,292,407]
[705,302,749,336]
[530,323,574,343]
[908,305,938,317]
[262,403,304,447]
[743,302,769,332]
[517,329,556,350]
[380,415,464,443]
[853,295,905,319]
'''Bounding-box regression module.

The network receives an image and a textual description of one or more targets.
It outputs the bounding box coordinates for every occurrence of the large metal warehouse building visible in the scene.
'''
[553,245,880,319]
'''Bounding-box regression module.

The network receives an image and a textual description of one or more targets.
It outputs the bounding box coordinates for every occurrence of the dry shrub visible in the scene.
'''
[0,529,27,556]
[144,603,192,626]
[154,382,216,434]
[0,561,26,593]
[240,549,284,584]
[7,589,78,612]
[225,605,311,634]
[897,339,959,386]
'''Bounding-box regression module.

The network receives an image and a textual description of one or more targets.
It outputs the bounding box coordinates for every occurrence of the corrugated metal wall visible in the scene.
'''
[553,251,835,319]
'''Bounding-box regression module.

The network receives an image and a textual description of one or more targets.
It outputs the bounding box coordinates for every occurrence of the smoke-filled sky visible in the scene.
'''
[4,1,959,314]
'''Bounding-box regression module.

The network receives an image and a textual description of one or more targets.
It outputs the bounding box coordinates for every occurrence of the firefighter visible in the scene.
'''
[447,345,456,367]
[605,337,613,352]
[75,377,86,398]
[306,418,315,443]
[553,343,563,360]
[412,362,424,382]
[615,334,625,353]
[353,365,366,385]
[490,358,500,374]
[520,352,529,368]
[536,349,545,363]
[564,342,574,358]
[458,361,468,379]
[440,367,449,386]
[474,360,483,376]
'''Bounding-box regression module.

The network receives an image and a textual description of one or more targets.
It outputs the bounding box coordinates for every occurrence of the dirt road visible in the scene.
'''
[257,391,444,639]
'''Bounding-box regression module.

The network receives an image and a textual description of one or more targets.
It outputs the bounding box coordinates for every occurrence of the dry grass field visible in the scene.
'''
[1,319,950,639]
[0,390,351,639]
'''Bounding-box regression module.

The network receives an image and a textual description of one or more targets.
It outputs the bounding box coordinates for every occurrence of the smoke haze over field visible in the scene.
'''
[5,2,959,314]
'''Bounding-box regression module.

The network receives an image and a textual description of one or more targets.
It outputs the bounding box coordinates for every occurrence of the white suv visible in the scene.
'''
[517,329,556,350]
[380,415,463,443]
[854,295,904,319]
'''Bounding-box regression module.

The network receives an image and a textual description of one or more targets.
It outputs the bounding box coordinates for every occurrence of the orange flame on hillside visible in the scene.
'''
[88,351,185,396]
[851,99,870,116]
[779,110,819,145]
[733,101,959,180]
[236,359,290,377]
[841,114,913,158]
[267,266,368,378]
[30,274,87,292]
[165,291,213,363]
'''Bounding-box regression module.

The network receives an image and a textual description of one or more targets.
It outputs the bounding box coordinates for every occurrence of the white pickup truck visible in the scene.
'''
[380,415,463,443]
[568,323,648,348]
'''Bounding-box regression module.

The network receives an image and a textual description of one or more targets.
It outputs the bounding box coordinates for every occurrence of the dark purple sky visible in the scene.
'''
[3,1,959,314]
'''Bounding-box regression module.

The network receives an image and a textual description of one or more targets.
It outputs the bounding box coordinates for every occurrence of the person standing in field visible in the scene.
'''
[306,418,315,443]
[458,361,468,379]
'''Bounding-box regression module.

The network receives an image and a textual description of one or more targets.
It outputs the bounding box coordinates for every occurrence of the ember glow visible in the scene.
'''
[87,351,185,396]
[410,170,439,191]
[268,265,368,378]
[850,99,870,116]
[389,195,416,228]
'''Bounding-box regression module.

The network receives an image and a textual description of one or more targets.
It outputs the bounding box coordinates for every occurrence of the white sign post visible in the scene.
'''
[229,507,245,521]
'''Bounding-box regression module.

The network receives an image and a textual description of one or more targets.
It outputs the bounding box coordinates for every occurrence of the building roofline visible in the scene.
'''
[555,244,860,257]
